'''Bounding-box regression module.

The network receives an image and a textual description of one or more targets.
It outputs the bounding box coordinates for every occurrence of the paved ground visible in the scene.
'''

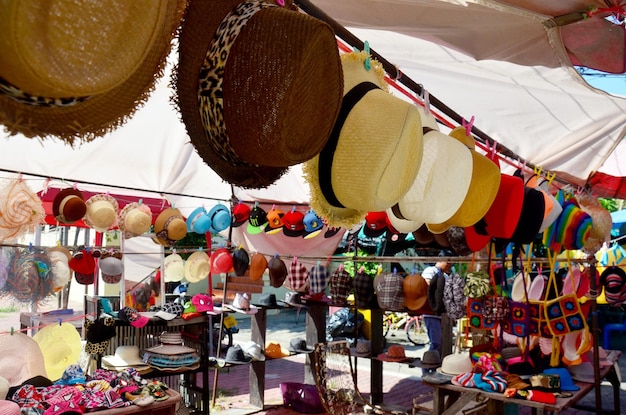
[202,307,626,415]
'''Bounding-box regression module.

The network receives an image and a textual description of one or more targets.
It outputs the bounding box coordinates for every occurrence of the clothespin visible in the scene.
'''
[138,198,143,206]
[393,267,397,275]
[423,89,430,115]
[517,158,527,173]
[363,41,371,71]
[338,263,344,272]
[276,0,285,6]
[546,172,556,185]
[533,165,543,178]
[41,178,51,195]
[17,173,23,182]
[359,265,365,273]
[172,248,176,255]
[293,256,298,264]
[271,203,276,211]
[29,242,33,252]
[462,116,475,137]
[160,194,167,210]
[73,182,78,190]
[291,205,296,213]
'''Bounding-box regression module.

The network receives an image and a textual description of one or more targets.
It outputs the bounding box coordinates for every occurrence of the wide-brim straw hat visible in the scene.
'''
[0,332,47,386]
[427,127,501,234]
[304,50,423,228]
[0,0,185,144]
[184,251,210,283]
[0,179,45,243]
[52,188,86,224]
[153,207,187,246]
[175,0,343,189]
[33,323,82,382]
[164,253,185,282]
[118,202,152,239]
[392,127,472,229]
[83,194,119,233]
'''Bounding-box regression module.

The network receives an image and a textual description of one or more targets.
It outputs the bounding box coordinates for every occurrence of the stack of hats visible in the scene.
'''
[102,345,151,375]
[142,331,200,372]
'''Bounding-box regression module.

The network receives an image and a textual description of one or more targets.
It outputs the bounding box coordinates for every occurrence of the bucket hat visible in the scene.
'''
[153,207,187,247]
[117,202,152,239]
[163,253,185,282]
[52,189,86,225]
[0,332,47,386]
[32,323,82,382]
[83,194,119,233]
[0,0,185,143]
[390,127,473,231]
[184,251,210,283]
[175,0,343,188]
[427,127,500,234]
[304,50,423,228]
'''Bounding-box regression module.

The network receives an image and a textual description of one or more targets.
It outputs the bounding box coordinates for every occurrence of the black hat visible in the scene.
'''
[232,247,249,277]
[288,338,314,354]
[224,345,252,365]
[253,293,280,308]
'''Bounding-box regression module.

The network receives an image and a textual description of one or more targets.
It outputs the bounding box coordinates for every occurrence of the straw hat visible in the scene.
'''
[0,332,47,386]
[118,202,152,239]
[175,0,343,188]
[0,179,45,243]
[83,194,119,233]
[33,323,82,382]
[5,249,53,303]
[304,50,423,228]
[0,0,185,143]
[102,345,146,368]
[153,207,187,246]
[47,246,72,292]
[438,352,473,376]
[184,251,210,283]
[52,188,86,224]
[163,253,185,282]
[427,127,500,234]
[391,128,472,230]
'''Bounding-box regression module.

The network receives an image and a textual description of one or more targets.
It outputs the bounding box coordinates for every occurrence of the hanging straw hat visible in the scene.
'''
[304,50,423,228]
[5,249,53,303]
[427,127,500,234]
[0,179,45,243]
[47,246,72,292]
[52,188,86,225]
[0,332,47,386]
[0,0,186,144]
[152,207,187,246]
[118,202,152,239]
[175,0,343,188]
[83,194,119,233]
[184,251,210,283]
[163,253,185,282]
[33,323,82,382]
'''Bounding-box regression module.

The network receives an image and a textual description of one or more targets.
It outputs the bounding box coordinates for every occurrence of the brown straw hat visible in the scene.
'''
[174,0,343,188]
[0,0,185,144]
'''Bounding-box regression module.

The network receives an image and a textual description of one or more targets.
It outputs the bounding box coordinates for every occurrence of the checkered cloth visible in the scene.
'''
[353,271,375,308]
[309,263,329,294]
[376,273,404,310]
[288,260,309,292]
[329,269,352,303]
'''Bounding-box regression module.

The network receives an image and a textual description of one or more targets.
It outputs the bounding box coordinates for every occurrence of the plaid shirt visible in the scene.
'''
[329,269,352,303]
[376,273,404,310]
[288,260,309,292]
[353,271,374,308]
[309,264,329,294]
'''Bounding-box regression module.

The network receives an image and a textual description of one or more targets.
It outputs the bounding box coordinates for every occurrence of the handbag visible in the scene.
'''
[501,262,533,338]
[467,297,497,330]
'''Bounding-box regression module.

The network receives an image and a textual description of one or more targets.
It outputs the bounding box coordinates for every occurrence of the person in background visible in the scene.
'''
[422,261,451,357]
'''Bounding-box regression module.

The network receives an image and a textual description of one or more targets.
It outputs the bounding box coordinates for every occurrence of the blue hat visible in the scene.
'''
[543,367,580,391]
[302,210,323,239]
[208,204,231,233]
[55,364,86,385]
[187,207,211,234]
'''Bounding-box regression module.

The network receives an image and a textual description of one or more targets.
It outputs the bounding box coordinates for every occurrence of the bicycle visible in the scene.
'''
[382,311,429,345]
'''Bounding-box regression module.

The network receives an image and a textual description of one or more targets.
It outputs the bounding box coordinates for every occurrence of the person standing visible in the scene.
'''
[422,261,451,357]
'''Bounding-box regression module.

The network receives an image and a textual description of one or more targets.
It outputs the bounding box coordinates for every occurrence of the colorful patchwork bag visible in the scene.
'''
[501,262,533,338]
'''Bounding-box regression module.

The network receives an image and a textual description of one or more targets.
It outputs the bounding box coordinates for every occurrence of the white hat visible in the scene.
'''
[0,332,47,386]
[164,253,185,282]
[438,352,472,376]
[102,345,147,368]
[184,251,210,283]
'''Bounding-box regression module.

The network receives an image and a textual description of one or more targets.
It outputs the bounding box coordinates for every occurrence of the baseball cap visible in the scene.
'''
[363,211,388,238]
[247,204,268,234]
[302,210,324,239]
[282,209,305,237]
[231,202,251,227]
[265,206,285,234]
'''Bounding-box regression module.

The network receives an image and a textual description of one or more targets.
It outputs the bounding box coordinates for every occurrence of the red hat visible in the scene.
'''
[231,202,250,227]
[363,211,387,238]
[282,209,305,237]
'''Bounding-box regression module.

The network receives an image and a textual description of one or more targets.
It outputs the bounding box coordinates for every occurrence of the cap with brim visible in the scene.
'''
[211,248,233,274]
[99,256,124,284]
[304,50,423,228]
[427,127,500,234]
[52,189,87,224]
[233,247,250,277]
[247,206,268,234]
[249,253,267,281]
[543,368,580,391]
[302,210,324,238]
[268,256,288,288]
[282,210,305,237]
[264,208,285,235]
[184,251,210,283]
[231,203,250,227]
[175,0,342,188]
[33,323,82,382]
[362,211,388,238]
[154,310,177,321]
[0,0,185,143]
[186,207,211,234]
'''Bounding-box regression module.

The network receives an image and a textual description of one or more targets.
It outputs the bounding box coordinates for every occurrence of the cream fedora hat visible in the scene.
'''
[184,251,210,283]
[392,127,472,228]
[304,50,423,228]
[427,127,500,234]
[164,253,185,283]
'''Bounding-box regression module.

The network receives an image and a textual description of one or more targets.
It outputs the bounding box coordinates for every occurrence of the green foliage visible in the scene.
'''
[599,198,623,213]
[341,249,379,277]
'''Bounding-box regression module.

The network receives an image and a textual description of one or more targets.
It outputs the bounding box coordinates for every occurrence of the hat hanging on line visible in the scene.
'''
[83,194,119,233]
[33,322,82,382]
[186,207,212,234]
[52,188,87,225]
[0,332,47,386]
[184,250,210,283]
[304,49,423,228]
[0,179,46,243]
[231,202,251,228]
[175,0,343,188]
[207,204,232,233]
[0,0,186,143]
[118,202,152,239]
[163,253,185,282]
[152,207,187,247]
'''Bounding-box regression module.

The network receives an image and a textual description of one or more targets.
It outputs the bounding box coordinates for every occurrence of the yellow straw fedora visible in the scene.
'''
[33,323,82,382]
[0,0,186,144]
[304,50,423,228]
[175,0,343,188]
[184,251,210,283]
[427,127,501,234]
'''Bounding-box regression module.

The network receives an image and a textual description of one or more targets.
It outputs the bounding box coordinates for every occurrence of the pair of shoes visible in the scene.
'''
[125,392,155,407]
